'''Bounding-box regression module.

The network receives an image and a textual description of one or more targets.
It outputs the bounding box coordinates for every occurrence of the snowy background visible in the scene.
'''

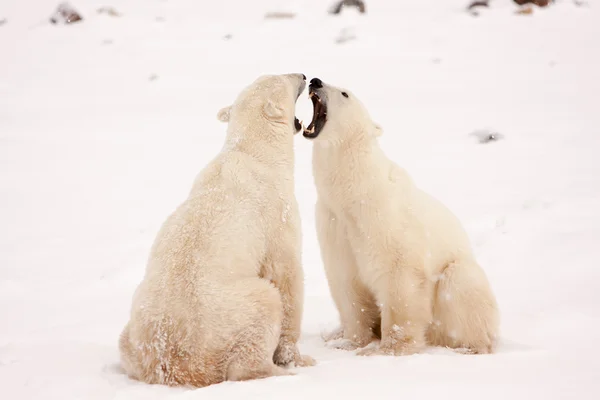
[1,0,599,399]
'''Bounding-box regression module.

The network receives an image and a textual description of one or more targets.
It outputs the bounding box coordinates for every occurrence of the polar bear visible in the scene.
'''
[119,73,315,388]
[303,77,499,356]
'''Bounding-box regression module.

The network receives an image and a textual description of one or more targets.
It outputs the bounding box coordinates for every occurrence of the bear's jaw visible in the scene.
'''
[294,117,303,133]
[303,91,327,139]
[293,79,307,134]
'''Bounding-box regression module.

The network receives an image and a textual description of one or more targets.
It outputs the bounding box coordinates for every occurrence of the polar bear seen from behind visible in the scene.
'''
[303,77,499,356]
[119,73,315,388]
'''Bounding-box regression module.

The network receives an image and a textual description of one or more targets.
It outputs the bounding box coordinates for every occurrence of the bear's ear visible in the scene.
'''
[217,106,232,123]
[373,123,383,137]
[263,99,284,120]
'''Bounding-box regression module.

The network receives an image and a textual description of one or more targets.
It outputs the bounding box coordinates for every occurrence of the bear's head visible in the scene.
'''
[217,73,306,138]
[303,77,382,144]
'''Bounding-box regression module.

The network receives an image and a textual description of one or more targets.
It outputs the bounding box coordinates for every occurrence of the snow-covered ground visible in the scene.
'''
[1,0,599,398]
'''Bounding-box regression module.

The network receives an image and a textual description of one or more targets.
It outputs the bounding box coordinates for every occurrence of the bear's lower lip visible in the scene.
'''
[303,91,327,139]
[294,117,302,133]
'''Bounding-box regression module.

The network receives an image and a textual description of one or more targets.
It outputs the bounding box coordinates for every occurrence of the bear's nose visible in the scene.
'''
[310,78,323,89]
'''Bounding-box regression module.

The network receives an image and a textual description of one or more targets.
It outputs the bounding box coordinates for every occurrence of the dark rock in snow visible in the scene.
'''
[329,0,366,15]
[467,1,489,16]
[468,1,490,10]
[50,2,83,25]
[513,0,552,6]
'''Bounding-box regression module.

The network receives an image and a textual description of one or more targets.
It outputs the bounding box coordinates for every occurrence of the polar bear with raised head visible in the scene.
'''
[119,73,315,388]
[303,77,499,356]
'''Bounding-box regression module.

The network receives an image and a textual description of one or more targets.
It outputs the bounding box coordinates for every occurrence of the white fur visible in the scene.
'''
[119,73,315,388]
[307,80,499,356]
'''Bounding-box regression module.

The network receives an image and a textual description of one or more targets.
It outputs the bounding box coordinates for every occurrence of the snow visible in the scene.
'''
[1,0,600,398]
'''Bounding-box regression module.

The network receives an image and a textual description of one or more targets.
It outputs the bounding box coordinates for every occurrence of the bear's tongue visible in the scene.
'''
[306,95,325,133]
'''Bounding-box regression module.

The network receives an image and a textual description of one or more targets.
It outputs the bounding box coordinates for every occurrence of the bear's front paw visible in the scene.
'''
[355,343,382,356]
[294,354,316,367]
[356,338,423,356]
[326,338,363,351]
[321,326,344,342]
[326,331,377,351]
[273,340,315,368]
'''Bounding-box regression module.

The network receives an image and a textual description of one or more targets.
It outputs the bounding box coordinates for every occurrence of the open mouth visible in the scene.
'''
[303,90,327,139]
[293,80,307,134]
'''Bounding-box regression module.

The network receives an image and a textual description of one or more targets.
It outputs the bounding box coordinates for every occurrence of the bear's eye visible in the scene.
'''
[341,92,349,98]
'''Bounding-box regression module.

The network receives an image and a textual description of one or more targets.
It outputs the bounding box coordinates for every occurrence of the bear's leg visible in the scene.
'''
[226,279,295,381]
[267,237,316,368]
[315,202,380,351]
[358,263,432,356]
[427,260,499,354]
[118,322,141,381]
[337,277,381,351]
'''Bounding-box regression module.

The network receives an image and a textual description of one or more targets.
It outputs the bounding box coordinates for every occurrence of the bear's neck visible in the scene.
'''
[224,125,295,170]
[313,129,379,158]
[313,136,380,170]
[312,133,385,202]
